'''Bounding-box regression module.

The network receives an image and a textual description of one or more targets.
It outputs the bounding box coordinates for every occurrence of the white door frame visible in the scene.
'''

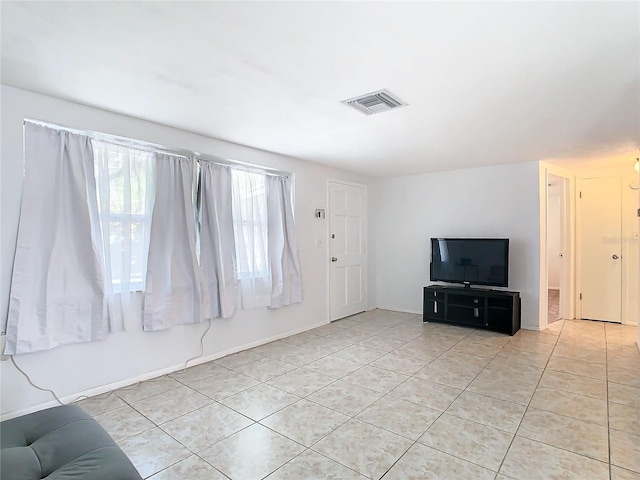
[327,179,368,322]
[538,162,576,330]
[558,176,572,320]
[636,163,640,350]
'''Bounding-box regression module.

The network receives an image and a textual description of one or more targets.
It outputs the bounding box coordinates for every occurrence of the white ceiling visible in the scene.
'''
[1,1,639,177]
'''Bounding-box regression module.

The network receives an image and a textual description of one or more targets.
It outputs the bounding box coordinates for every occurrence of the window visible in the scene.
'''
[230,169,269,280]
[7,122,302,355]
[93,141,155,293]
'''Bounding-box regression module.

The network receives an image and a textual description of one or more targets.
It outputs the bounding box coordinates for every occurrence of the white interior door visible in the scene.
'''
[579,176,622,322]
[329,181,367,321]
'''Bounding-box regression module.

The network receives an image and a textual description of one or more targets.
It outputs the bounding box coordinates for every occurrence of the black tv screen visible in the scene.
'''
[430,238,509,287]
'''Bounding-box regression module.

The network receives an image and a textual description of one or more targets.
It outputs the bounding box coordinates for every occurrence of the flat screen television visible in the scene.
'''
[430,238,509,288]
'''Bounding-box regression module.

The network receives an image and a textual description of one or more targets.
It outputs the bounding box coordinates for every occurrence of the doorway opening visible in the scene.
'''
[541,161,639,330]
[546,174,570,325]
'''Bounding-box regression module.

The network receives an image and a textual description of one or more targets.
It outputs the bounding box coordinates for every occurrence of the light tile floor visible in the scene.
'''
[77,310,640,480]
[548,289,560,324]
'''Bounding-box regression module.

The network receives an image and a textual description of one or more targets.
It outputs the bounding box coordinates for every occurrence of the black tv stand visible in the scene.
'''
[423,285,520,335]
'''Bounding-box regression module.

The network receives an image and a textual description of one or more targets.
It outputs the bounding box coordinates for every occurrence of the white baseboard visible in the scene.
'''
[1,319,327,422]
[521,323,542,331]
[376,306,422,315]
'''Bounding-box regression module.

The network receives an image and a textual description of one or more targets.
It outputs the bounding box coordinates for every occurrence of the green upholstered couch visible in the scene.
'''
[0,405,142,480]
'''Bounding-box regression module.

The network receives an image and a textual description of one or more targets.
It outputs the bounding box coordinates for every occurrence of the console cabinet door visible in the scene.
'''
[424,289,445,320]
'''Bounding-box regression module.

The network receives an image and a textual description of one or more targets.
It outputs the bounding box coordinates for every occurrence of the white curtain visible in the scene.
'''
[143,154,202,331]
[200,163,238,319]
[231,170,272,309]
[93,141,155,331]
[5,123,107,355]
[266,175,302,308]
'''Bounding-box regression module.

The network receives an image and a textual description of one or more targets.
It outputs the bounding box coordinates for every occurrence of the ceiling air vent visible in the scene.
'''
[341,89,408,116]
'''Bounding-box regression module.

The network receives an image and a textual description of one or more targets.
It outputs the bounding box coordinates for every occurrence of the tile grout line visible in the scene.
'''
[119,390,240,478]
[302,318,472,479]
[496,320,616,479]
[159,318,408,479]
[429,329,533,477]
[307,322,548,478]
[604,323,612,480]
[106,321,460,440]
[146,318,476,478]
[84,314,637,479]
[109,363,274,478]
[379,322,555,477]
[494,318,564,478]
[378,326,508,479]
[296,316,427,479]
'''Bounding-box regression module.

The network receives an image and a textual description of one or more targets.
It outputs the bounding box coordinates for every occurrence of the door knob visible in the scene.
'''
[612,254,619,260]
[331,257,338,262]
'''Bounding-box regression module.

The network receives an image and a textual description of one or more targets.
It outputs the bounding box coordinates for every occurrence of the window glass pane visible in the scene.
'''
[94,141,154,292]
[107,154,124,214]
[103,150,151,216]
[129,152,152,216]
[109,220,123,287]
[130,221,147,288]
[231,170,269,279]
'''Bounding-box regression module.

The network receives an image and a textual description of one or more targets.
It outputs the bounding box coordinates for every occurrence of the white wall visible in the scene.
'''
[547,194,562,289]
[0,86,375,418]
[373,162,541,329]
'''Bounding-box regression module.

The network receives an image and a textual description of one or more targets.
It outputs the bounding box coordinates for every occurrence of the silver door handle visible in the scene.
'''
[331,257,338,262]
[612,254,619,260]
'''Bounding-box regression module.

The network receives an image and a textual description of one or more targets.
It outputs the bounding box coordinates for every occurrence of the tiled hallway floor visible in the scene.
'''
[77,311,640,479]
[548,289,560,323]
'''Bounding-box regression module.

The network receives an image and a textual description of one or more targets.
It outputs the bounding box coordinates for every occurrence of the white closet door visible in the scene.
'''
[579,176,622,323]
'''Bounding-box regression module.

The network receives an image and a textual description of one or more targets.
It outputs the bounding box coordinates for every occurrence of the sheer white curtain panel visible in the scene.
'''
[200,163,238,319]
[266,175,302,308]
[5,123,108,355]
[93,141,155,331]
[231,170,272,309]
[143,154,202,331]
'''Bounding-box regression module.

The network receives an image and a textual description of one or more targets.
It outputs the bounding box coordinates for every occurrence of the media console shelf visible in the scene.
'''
[423,285,521,335]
